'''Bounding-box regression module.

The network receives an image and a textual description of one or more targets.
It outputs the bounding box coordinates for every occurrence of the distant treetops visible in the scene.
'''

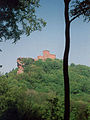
[17,50,56,74]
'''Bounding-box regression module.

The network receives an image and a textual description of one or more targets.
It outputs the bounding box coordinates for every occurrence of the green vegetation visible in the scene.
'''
[0,58,90,120]
[0,0,46,43]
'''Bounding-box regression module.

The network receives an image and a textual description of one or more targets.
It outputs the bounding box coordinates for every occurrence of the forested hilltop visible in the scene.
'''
[0,58,90,120]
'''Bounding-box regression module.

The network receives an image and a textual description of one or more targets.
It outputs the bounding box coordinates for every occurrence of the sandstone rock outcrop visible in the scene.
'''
[17,57,24,74]
[17,50,56,74]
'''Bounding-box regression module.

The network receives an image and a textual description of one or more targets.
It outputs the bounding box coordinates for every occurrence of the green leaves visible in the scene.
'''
[0,59,90,119]
[70,0,90,22]
[0,0,46,43]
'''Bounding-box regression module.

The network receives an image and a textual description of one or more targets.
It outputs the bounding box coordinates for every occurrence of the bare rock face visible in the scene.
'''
[17,58,24,74]
[17,50,56,74]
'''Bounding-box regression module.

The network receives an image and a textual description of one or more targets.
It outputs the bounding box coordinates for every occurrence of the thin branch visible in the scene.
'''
[70,0,90,23]
[0,49,2,52]
[70,14,81,23]
[0,65,2,68]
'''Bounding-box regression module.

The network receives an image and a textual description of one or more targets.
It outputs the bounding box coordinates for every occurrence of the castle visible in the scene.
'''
[17,50,56,74]
[34,50,56,61]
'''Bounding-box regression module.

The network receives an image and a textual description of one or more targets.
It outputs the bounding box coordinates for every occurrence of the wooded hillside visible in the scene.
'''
[0,58,90,120]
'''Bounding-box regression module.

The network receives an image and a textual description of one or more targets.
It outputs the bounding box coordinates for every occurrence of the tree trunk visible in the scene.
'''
[63,1,70,120]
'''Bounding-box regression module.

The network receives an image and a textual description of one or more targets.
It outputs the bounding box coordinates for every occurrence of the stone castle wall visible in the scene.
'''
[17,50,56,74]
[35,50,56,61]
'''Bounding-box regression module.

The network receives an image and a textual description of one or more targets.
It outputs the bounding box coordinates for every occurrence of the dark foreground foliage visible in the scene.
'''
[0,59,90,120]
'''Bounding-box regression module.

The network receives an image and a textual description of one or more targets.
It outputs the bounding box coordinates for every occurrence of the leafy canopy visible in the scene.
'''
[0,0,46,43]
[70,0,90,22]
[0,59,90,120]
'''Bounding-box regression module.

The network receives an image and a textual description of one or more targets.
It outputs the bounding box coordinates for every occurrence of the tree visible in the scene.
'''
[0,49,2,67]
[70,0,90,22]
[0,0,46,43]
[0,0,46,68]
[63,0,90,120]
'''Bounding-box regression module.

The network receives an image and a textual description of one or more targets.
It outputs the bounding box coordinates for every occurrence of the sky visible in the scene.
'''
[0,0,90,74]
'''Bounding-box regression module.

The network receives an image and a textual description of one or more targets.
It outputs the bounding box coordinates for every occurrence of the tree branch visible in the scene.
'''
[70,0,90,23]
[0,49,2,52]
[70,14,81,23]
[0,65,2,68]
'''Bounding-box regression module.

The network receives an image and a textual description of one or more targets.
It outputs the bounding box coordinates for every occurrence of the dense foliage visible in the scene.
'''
[0,0,46,43]
[70,0,90,22]
[0,58,90,120]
